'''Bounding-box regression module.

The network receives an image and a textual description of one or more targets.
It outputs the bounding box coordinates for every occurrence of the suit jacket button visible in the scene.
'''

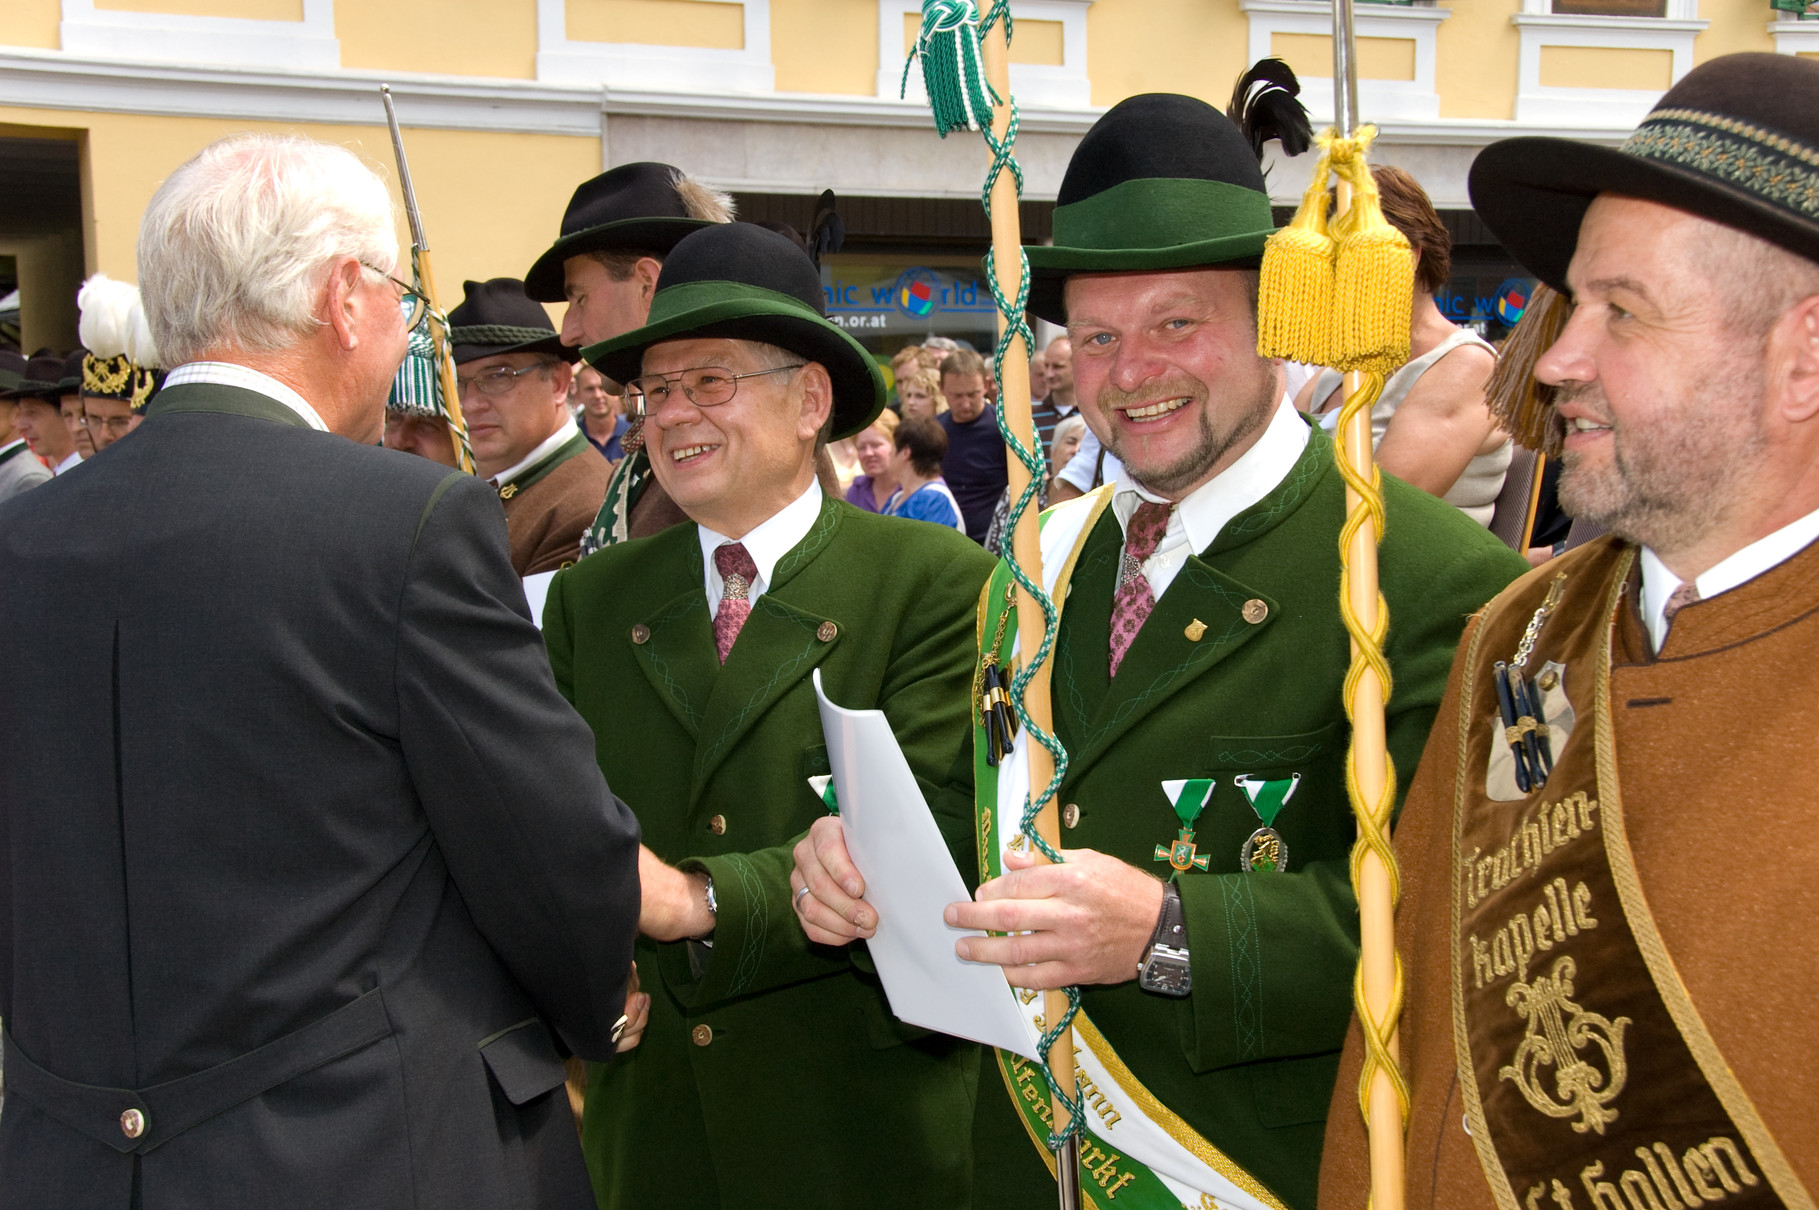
[631,624,650,644]
[1061,803,1080,829]
[120,1108,146,1139]
[1241,599,1269,624]
[708,814,727,835]
[692,1024,713,1047]
[817,621,838,643]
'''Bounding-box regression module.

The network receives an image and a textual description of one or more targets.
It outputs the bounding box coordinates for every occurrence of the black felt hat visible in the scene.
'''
[586,223,885,441]
[1024,93,1279,324]
[1471,53,1819,292]
[56,350,88,396]
[447,278,569,364]
[524,162,717,302]
[1,352,68,402]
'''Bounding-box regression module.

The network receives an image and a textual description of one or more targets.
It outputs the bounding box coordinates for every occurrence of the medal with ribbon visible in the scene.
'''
[806,775,840,815]
[1153,779,1217,872]
[1234,773,1299,872]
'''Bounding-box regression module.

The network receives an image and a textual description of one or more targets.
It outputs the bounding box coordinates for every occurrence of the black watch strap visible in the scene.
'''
[1138,882,1191,997]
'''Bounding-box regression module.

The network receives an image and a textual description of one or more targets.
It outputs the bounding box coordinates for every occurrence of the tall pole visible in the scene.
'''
[1330,4,1406,1209]
[977,19,1080,1210]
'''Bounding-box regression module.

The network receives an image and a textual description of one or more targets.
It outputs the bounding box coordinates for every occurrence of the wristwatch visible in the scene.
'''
[1137,882,1191,997]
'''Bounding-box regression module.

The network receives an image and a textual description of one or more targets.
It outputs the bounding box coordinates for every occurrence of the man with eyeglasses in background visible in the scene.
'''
[542,221,994,1210]
[443,277,609,576]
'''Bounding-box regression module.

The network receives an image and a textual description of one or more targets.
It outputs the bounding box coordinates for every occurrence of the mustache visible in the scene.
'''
[1553,381,1615,426]
[1095,374,1207,413]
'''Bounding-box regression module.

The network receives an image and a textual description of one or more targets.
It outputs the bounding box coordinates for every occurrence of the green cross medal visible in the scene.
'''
[807,775,839,815]
[1234,773,1300,872]
[1153,779,1217,872]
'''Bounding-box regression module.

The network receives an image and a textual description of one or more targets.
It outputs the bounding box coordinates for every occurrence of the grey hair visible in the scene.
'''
[1696,223,1819,342]
[138,133,398,366]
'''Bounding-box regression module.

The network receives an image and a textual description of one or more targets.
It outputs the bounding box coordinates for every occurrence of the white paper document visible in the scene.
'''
[813,670,1039,1059]
[521,570,558,630]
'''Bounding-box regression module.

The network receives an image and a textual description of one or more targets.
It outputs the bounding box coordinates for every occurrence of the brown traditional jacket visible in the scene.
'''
[503,440,610,575]
[1319,535,1819,1210]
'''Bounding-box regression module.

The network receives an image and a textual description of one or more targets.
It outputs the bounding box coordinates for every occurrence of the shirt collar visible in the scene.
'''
[698,479,825,600]
[489,416,579,487]
[54,450,83,475]
[162,362,330,432]
[1111,398,1310,550]
[1638,502,1819,650]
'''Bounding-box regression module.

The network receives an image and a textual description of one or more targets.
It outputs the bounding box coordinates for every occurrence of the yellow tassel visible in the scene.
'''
[1328,127,1413,375]
[1257,139,1336,367]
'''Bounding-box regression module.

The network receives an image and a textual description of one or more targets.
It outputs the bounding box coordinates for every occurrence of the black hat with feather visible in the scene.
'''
[1022,60,1312,323]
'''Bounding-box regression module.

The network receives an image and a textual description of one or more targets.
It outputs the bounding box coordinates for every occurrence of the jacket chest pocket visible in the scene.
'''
[1191,722,1345,875]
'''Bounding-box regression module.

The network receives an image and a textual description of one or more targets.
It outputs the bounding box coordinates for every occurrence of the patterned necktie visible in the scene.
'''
[1662,581,1700,628]
[1108,501,1173,678]
[713,542,759,663]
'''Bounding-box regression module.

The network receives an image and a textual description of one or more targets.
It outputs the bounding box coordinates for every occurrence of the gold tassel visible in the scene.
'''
[1484,283,1571,456]
[1327,127,1412,375]
[1257,139,1336,367]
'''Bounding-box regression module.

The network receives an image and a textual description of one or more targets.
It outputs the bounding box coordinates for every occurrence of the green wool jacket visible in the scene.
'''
[544,496,998,1210]
[972,425,1527,1210]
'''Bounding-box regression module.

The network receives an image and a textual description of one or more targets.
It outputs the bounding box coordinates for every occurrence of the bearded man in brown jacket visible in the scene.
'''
[1319,53,1819,1210]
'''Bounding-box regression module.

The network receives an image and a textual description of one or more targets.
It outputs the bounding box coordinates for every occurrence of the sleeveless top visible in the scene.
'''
[1312,327,1512,528]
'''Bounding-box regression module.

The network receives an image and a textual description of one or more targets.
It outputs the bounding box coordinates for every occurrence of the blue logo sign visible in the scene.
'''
[1493,278,1530,327]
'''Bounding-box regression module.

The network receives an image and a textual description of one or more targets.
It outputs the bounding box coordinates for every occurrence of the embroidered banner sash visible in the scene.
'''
[1451,544,1812,1210]
[971,489,1287,1210]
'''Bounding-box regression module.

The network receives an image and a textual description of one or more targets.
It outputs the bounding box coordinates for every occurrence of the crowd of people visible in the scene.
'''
[2,47,1815,1210]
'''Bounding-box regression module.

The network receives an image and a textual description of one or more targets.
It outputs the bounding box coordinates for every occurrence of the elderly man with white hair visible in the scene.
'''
[0,133,644,1210]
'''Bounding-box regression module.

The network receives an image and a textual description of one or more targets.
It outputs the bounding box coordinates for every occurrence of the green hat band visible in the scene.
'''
[1623,107,1819,221]
[449,324,557,347]
[646,280,824,327]
[1051,177,1274,252]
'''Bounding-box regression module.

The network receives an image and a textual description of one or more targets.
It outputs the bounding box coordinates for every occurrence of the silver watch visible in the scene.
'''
[1138,882,1191,997]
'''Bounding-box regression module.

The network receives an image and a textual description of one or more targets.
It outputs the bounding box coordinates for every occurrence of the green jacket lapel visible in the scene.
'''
[146,381,317,430]
[1066,429,1333,782]
[628,529,720,741]
[690,497,845,797]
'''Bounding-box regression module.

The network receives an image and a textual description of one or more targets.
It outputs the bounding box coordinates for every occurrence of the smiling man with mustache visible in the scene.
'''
[791,84,1526,1209]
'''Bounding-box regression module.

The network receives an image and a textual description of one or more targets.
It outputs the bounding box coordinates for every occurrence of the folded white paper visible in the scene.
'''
[813,669,1039,1059]
[521,570,558,630]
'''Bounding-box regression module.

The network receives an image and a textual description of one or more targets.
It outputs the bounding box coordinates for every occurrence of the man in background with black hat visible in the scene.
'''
[56,351,97,461]
[448,277,608,576]
[0,349,51,500]
[524,161,733,553]
[7,352,78,475]
[542,221,995,1210]
[1319,52,1819,1210]
[795,83,1524,1210]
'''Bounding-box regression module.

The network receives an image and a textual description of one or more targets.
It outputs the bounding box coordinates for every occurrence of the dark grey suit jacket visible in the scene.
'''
[0,382,641,1209]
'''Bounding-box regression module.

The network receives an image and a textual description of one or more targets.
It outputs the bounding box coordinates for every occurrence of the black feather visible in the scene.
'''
[1228,57,1313,162]
[809,189,845,268]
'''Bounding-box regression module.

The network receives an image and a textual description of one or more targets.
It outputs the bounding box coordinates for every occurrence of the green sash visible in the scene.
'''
[1452,544,1812,1210]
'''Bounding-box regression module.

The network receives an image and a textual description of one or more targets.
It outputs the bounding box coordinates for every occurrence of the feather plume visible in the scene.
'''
[1485,283,1571,455]
[78,274,160,368]
[1228,58,1312,162]
[808,189,845,269]
[670,170,736,223]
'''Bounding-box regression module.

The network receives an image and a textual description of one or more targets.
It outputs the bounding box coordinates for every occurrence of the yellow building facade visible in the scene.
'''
[0,0,1810,351]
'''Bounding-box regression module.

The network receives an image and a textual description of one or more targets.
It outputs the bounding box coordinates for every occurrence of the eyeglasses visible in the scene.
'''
[80,413,135,434]
[624,364,805,415]
[456,363,549,397]
[362,262,431,331]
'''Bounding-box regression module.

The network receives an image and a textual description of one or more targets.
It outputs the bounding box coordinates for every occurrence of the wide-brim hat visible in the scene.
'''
[447,277,569,364]
[1471,53,1819,292]
[1024,93,1278,324]
[524,162,716,302]
[1,352,69,403]
[585,223,885,441]
[56,349,88,397]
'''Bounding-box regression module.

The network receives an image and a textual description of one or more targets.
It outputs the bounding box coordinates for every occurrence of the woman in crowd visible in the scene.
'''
[896,365,945,422]
[1049,413,1085,488]
[844,408,900,513]
[884,416,964,531]
[1296,164,1510,528]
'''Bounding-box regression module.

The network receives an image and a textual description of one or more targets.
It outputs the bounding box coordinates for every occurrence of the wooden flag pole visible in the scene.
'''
[1331,4,1406,1209]
[977,17,1080,1210]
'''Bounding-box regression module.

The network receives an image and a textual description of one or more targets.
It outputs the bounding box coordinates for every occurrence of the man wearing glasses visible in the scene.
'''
[443,277,609,576]
[542,222,995,1210]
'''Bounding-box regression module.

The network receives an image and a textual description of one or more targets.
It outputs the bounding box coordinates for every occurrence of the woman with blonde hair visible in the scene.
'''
[895,365,946,421]
[844,408,901,513]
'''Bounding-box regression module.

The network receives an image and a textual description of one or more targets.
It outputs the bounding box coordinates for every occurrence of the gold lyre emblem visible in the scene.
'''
[1499,956,1630,1134]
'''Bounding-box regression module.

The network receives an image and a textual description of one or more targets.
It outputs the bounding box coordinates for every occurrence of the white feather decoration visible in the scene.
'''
[78,274,160,368]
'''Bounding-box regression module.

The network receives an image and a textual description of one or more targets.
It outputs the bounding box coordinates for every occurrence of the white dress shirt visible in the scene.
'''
[1109,399,1311,601]
[488,416,580,488]
[698,480,824,614]
[1638,504,1819,652]
[162,362,329,431]
[53,450,83,475]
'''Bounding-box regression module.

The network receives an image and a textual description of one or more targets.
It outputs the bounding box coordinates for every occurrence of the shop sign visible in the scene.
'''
[822,265,999,334]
